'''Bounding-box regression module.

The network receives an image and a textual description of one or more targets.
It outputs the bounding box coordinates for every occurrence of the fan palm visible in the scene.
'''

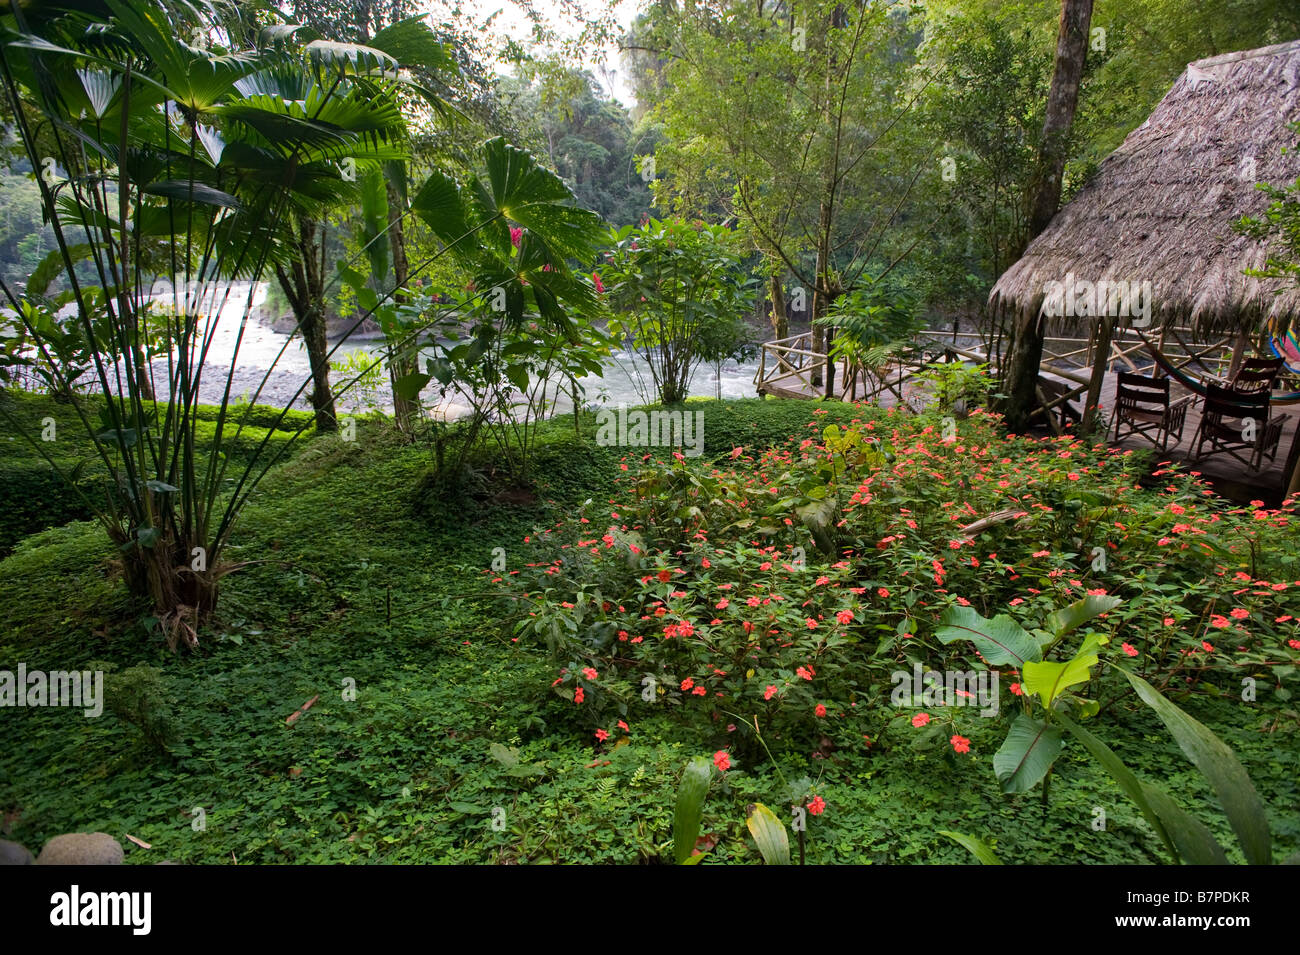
[0,0,440,640]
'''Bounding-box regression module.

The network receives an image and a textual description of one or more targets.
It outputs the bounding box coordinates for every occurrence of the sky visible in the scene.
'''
[428,0,644,106]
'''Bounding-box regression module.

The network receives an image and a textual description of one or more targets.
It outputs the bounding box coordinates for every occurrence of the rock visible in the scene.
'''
[36,832,124,865]
[0,840,34,865]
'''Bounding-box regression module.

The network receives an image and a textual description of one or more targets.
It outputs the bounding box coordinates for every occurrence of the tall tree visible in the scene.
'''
[646,1,932,380]
[998,0,1094,432]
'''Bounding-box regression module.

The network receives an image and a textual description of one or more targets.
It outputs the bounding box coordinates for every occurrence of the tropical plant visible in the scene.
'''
[913,359,995,415]
[936,596,1284,866]
[601,217,756,406]
[814,278,924,399]
[395,136,611,485]
[0,1,454,639]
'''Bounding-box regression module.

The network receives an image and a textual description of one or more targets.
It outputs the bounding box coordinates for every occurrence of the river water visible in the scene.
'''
[138,283,764,420]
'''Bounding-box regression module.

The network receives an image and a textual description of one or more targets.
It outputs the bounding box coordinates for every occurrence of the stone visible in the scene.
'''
[36,832,124,865]
[0,839,34,865]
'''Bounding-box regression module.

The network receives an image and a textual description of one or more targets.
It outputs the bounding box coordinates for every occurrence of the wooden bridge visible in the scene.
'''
[753,325,1300,504]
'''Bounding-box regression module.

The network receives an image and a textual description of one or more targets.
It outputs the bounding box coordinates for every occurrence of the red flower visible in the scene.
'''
[510,226,522,248]
[1122,642,1138,657]
[658,569,672,583]
[807,795,826,815]
[713,750,731,772]
[574,687,584,704]
[582,666,598,679]
[764,685,778,700]
[950,734,971,754]
[592,271,604,293]
[594,728,609,742]
[912,712,931,727]
[814,703,827,717]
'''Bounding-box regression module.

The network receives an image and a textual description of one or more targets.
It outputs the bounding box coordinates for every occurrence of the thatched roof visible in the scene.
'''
[990,39,1300,336]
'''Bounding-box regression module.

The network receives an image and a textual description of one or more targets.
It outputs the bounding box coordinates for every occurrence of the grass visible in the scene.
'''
[1,396,1296,864]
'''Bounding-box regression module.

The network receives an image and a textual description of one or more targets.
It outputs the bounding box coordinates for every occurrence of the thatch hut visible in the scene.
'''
[989,38,1300,497]
[991,39,1300,330]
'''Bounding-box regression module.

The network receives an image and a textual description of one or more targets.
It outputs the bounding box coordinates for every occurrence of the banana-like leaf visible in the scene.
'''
[1140,783,1230,865]
[939,830,1003,864]
[1022,651,1098,709]
[1057,713,1178,862]
[992,714,1062,793]
[745,803,790,865]
[1045,594,1122,637]
[936,605,1042,667]
[1122,669,1271,865]
[673,757,712,865]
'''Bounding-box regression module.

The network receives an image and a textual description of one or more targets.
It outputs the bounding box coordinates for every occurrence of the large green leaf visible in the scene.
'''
[410,168,473,249]
[1140,784,1230,865]
[939,830,1003,865]
[478,137,605,261]
[1045,594,1122,637]
[369,16,456,76]
[1057,713,1177,862]
[745,803,790,865]
[1022,651,1098,709]
[936,605,1042,667]
[673,757,711,865]
[992,714,1062,793]
[1122,670,1272,865]
[796,494,839,555]
[141,181,241,209]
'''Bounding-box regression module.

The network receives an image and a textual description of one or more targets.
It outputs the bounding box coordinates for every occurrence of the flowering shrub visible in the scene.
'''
[498,405,1300,756]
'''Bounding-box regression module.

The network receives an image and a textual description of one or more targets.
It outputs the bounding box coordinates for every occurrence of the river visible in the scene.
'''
[135,283,764,419]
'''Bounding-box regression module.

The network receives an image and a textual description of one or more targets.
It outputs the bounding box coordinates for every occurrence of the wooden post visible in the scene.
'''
[1228,329,1249,379]
[824,326,836,399]
[1284,425,1300,501]
[1081,315,1113,437]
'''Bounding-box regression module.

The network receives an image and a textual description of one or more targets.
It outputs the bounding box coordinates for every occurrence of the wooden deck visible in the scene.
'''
[753,330,1300,505]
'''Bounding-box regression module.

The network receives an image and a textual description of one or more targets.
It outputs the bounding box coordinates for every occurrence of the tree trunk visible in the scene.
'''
[277,218,338,434]
[386,177,420,437]
[769,273,788,340]
[811,200,834,388]
[999,0,1094,433]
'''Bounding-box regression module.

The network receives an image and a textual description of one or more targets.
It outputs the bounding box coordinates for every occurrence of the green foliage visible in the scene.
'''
[673,756,712,864]
[0,398,1296,864]
[97,663,177,755]
[913,360,996,415]
[601,217,756,406]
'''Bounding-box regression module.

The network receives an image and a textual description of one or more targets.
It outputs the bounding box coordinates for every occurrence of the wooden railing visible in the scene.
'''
[755,325,1263,415]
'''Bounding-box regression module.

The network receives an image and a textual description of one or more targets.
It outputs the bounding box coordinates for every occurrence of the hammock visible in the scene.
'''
[1136,332,1300,405]
[1267,324,1300,377]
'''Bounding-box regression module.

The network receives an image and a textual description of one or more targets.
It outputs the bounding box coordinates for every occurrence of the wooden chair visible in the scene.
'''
[1112,371,1193,452]
[1190,382,1290,471]
[1228,356,1285,394]
[1206,356,1285,394]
